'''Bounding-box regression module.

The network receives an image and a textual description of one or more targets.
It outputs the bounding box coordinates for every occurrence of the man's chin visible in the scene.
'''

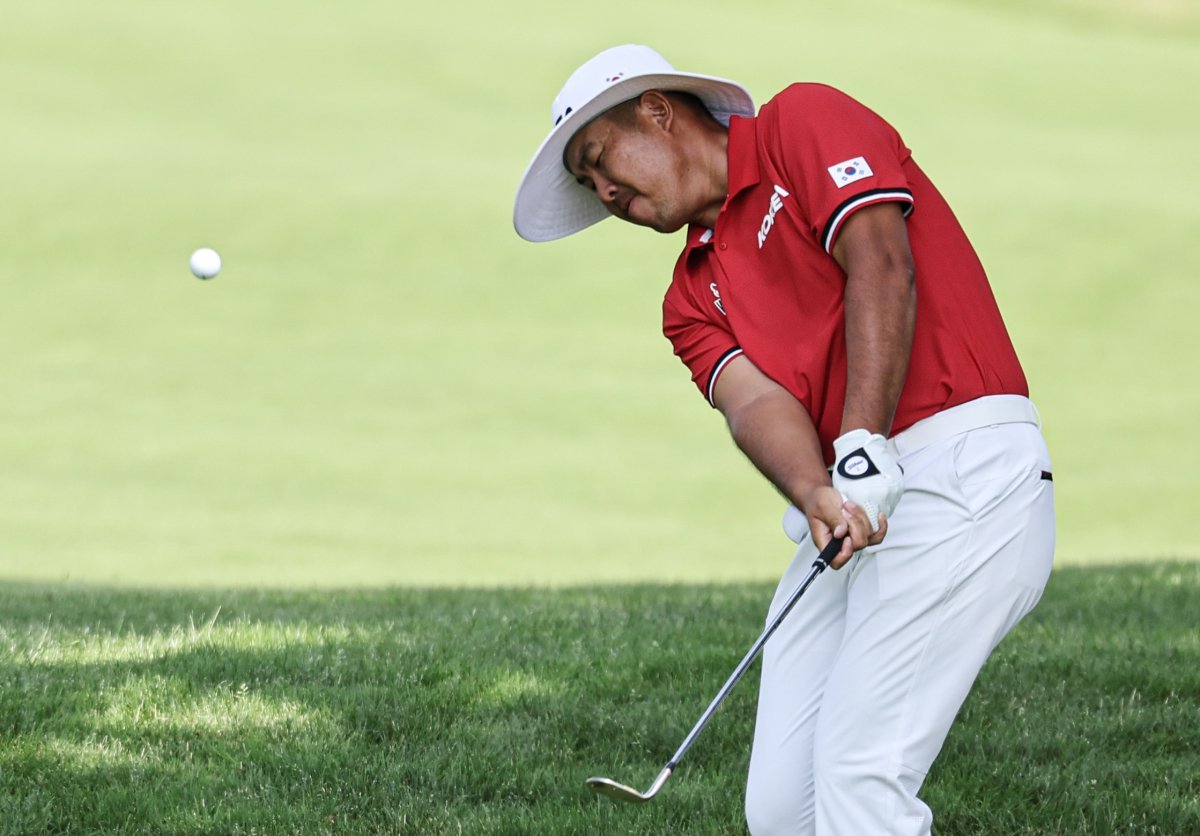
[651,219,686,234]
[625,215,684,235]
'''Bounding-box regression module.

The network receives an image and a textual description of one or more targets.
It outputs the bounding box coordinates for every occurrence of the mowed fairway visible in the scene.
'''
[3,566,1199,834]
[1,0,1198,833]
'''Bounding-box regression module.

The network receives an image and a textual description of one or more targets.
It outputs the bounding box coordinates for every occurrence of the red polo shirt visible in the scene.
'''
[662,83,1027,463]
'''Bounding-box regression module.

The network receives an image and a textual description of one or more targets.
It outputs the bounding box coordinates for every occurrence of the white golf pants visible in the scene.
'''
[745,398,1055,836]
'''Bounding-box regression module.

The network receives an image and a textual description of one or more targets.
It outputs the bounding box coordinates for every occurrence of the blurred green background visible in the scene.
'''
[2,0,1197,587]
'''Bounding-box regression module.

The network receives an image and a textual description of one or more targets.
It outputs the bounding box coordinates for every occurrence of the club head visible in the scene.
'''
[586,777,653,804]
[585,766,673,804]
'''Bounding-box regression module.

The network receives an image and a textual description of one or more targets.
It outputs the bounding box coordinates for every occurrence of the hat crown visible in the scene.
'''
[550,44,673,127]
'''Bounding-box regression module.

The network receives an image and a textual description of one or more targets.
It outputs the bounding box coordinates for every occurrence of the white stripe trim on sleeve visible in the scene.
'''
[822,190,914,253]
[707,348,745,406]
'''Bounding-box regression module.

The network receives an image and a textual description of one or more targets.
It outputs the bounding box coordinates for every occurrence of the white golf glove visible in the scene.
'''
[832,429,904,533]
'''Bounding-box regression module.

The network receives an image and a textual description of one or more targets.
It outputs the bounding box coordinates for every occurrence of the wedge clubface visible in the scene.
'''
[586,767,673,804]
[586,535,844,803]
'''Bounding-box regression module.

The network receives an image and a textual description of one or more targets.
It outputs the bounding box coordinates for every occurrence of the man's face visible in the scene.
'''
[563,99,694,233]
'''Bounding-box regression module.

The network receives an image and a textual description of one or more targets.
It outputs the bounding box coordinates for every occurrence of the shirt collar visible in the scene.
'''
[725,114,761,197]
[685,225,714,249]
[683,115,760,253]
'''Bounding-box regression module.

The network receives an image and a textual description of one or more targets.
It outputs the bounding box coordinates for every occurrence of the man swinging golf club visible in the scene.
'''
[514,45,1056,835]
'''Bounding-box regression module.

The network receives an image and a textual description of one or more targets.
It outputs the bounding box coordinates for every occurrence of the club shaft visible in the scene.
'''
[665,537,842,770]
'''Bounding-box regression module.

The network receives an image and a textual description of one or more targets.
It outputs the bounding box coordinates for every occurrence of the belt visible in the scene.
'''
[887,395,1041,458]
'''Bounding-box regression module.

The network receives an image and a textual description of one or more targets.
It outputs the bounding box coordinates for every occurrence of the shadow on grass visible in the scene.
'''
[0,563,1197,834]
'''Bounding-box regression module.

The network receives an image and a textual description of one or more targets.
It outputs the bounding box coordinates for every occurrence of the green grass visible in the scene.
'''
[3,563,1198,834]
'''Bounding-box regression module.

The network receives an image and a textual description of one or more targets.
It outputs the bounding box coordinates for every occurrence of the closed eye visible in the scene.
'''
[582,152,607,192]
[576,153,603,191]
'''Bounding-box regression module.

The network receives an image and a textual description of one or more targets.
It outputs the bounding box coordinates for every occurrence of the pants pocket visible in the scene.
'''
[955,425,1056,593]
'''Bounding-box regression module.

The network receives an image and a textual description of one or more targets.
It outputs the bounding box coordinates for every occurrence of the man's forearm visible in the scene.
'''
[724,388,831,509]
[832,203,917,437]
[841,262,915,436]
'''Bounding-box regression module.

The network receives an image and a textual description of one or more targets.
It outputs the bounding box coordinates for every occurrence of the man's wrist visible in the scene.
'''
[834,427,875,451]
[789,475,834,514]
[833,428,889,469]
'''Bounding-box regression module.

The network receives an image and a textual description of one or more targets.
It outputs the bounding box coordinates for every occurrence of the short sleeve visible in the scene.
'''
[662,269,742,407]
[764,84,915,253]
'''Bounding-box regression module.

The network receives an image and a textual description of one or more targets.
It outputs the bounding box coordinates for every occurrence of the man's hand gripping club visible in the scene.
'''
[831,428,904,532]
[796,483,886,571]
[793,432,901,571]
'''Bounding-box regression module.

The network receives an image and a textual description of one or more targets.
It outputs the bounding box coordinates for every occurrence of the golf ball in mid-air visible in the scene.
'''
[189,247,222,279]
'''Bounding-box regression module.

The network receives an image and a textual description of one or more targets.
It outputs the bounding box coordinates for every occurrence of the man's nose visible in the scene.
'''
[593,174,619,205]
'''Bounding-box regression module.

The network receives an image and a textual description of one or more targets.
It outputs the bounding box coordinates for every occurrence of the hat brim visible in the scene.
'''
[513,72,754,243]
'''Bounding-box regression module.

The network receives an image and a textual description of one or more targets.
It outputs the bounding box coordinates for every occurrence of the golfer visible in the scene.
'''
[514,45,1055,835]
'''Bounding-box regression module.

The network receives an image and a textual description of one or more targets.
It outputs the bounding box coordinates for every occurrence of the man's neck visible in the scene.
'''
[692,124,730,229]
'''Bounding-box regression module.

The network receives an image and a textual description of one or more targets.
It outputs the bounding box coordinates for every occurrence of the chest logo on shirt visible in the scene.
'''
[828,156,874,188]
[756,184,791,249]
[709,282,726,316]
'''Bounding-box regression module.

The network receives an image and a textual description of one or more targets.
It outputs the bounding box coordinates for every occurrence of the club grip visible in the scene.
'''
[813,536,846,569]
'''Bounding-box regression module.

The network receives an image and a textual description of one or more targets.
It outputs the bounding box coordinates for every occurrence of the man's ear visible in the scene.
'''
[637,90,674,132]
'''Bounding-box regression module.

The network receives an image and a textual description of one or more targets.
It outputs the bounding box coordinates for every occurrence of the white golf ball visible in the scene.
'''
[189,247,222,279]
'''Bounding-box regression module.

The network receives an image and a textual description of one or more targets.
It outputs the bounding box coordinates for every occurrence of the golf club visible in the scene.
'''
[586,534,846,803]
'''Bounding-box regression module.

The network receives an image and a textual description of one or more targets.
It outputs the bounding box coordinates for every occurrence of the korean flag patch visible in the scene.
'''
[828,156,874,189]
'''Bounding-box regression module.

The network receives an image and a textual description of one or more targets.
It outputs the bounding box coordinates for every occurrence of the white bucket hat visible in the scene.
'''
[513,45,755,243]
